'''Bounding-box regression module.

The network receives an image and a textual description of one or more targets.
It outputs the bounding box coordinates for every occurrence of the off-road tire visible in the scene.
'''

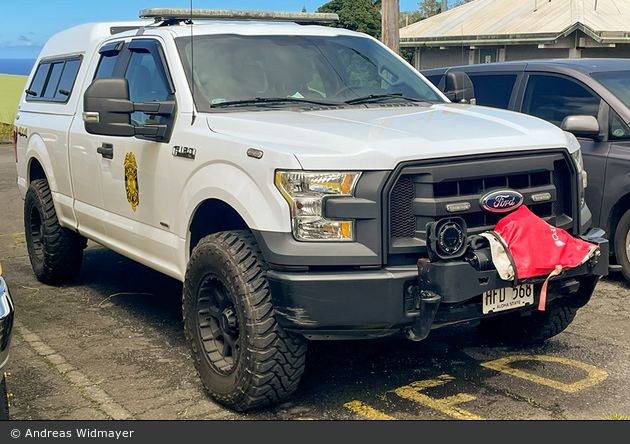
[183,230,307,412]
[479,304,578,345]
[24,179,86,284]
[613,208,630,282]
[0,373,9,420]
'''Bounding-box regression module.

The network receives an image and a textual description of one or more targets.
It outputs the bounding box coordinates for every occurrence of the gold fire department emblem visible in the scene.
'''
[124,152,139,212]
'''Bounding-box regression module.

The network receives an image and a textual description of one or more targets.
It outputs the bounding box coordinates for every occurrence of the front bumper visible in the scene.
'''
[267,228,609,340]
[0,276,14,371]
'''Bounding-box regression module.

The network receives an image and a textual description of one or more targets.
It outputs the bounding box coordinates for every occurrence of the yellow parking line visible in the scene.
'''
[481,355,608,393]
[344,400,397,420]
[395,374,483,420]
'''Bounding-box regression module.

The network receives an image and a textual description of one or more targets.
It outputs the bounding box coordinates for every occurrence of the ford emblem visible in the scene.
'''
[480,189,524,213]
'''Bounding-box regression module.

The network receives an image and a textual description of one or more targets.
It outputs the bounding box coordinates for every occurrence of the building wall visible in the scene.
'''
[505,45,570,61]
[581,44,630,58]
[414,47,471,70]
[414,45,571,69]
[408,32,630,70]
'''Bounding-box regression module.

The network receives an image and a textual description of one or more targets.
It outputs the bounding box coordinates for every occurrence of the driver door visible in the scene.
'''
[99,38,179,270]
[72,37,180,271]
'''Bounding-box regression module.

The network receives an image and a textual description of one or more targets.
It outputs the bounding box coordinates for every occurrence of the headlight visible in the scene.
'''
[570,146,584,172]
[570,147,588,207]
[275,171,361,241]
[568,136,588,190]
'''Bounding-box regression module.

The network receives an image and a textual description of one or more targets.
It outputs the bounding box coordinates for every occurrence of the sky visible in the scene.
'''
[0,0,445,59]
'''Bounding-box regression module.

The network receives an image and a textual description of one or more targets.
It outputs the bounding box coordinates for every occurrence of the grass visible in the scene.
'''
[0,73,27,126]
[0,122,12,139]
[603,413,630,420]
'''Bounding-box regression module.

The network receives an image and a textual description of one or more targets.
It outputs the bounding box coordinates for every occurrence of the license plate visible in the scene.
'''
[483,284,535,314]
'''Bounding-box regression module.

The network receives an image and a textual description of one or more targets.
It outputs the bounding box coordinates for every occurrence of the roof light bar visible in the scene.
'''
[139,8,339,24]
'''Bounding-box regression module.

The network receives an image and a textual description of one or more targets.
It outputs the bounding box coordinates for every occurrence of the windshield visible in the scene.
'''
[175,34,444,111]
[591,70,630,110]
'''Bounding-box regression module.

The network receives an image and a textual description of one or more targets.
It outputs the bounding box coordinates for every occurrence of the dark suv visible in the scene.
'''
[423,59,630,282]
[0,261,14,420]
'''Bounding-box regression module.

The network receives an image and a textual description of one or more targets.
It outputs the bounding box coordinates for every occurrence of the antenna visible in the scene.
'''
[189,0,196,125]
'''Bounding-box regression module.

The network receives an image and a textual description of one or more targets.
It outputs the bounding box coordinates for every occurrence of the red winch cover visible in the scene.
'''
[486,205,599,310]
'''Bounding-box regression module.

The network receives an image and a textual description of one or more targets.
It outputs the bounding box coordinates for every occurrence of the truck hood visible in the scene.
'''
[206,103,572,170]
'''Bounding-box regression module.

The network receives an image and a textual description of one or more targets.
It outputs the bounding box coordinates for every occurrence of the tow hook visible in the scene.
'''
[406,289,441,341]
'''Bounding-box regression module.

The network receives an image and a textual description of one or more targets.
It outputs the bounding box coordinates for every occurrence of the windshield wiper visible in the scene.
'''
[344,93,428,105]
[210,97,343,108]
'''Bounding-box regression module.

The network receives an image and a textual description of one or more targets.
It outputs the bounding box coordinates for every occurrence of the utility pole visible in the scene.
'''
[382,0,400,54]
[442,0,448,12]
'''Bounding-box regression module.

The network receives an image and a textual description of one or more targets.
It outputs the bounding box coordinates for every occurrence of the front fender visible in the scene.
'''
[177,161,295,237]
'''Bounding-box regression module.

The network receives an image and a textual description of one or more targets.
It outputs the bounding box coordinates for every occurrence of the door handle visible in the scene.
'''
[97,143,113,159]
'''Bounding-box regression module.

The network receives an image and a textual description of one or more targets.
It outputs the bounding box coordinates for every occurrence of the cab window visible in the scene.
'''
[124,45,173,127]
[94,41,125,79]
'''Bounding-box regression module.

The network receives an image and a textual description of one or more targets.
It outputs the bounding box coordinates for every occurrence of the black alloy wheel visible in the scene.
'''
[196,273,241,375]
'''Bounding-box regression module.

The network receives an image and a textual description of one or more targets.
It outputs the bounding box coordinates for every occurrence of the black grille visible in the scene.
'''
[390,176,415,238]
[387,152,575,262]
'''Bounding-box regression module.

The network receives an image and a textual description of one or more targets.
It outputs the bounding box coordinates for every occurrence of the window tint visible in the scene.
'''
[42,62,63,98]
[94,41,125,80]
[591,70,630,110]
[27,63,49,98]
[26,56,82,102]
[333,45,382,91]
[124,50,171,126]
[94,53,118,79]
[469,74,516,109]
[423,74,442,87]
[57,59,81,97]
[176,34,443,112]
[522,75,600,127]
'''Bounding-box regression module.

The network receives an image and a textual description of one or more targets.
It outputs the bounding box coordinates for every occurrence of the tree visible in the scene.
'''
[400,0,459,28]
[417,0,442,18]
[399,10,424,27]
[317,0,382,39]
[400,1,475,62]
[401,0,475,28]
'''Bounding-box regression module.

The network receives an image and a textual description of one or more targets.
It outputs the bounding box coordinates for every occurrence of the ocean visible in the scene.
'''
[0,58,36,76]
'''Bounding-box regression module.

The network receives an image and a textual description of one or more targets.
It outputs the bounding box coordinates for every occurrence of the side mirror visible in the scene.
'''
[560,115,600,138]
[443,71,476,104]
[83,77,176,142]
[83,78,135,137]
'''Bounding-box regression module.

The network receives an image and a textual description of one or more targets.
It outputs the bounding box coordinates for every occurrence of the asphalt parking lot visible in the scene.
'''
[1,141,630,420]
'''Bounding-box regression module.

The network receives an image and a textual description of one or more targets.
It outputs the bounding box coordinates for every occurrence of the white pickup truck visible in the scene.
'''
[14,9,609,412]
